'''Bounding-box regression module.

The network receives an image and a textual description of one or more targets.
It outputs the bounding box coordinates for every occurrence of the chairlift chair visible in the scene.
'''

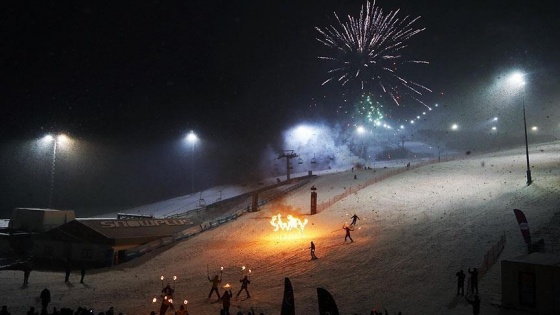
[298,157,303,165]
[311,154,317,164]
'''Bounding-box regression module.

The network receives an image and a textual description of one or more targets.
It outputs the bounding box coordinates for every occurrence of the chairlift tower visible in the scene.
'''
[277,150,299,181]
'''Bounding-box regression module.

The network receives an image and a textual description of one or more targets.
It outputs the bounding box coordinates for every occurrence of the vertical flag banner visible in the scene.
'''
[281,277,295,315]
[317,287,339,315]
[513,209,531,244]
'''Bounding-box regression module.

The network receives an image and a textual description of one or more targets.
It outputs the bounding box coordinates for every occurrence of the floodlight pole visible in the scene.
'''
[48,139,58,208]
[522,93,532,186]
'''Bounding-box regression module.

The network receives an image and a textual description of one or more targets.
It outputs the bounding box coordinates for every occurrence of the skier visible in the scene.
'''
[208,274,222,300]
[309,241,318,260]
[350,214,360,226]
[236,275,251,299]
[455,270,465,296]
[221,287,233,315]
[468,267,479,294]
[343,224,354,243]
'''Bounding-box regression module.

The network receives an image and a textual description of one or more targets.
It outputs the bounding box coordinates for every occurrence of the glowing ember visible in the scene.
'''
[224,283,231,288]
[270,214,308,233]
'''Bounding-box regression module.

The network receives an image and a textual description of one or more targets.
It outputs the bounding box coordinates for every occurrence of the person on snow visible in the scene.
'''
[343,224,354,243]
[160,283,175,315]
[309,241,318,260]
[350,214,360,226]
[465,294,481,315]
[236,275,251,299]
[208,274,222,300]
[468,267,479,294]
[174,304,188,315]
[221,287,233,315]
[455,270,466,296]
[40,288,51,311]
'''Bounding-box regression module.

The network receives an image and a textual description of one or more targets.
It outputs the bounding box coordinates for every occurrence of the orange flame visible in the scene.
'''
[270,214,308,233]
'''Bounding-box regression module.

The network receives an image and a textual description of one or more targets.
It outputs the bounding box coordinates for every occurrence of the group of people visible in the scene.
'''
[206,273,252,315]
[308,213,361,260]
[155,273,253,315]
[20,260,87,287]
[455,268,481,314]
[0,304,122,315]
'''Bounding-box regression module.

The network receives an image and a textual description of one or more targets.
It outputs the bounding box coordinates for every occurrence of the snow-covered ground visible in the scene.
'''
[1,141,559,315]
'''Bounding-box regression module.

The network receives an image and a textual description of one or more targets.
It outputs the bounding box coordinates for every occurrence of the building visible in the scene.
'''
[9,208,75,232]
[33,217,200,268]
[501,252,560,314]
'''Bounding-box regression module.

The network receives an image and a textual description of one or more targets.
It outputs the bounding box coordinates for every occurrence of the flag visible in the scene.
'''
[281,277,295,315]
[317,287,339,315]
[513,209,531,244]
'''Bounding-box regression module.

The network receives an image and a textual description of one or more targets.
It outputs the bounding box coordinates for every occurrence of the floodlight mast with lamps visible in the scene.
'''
[509,72,532,186]
[44,134,69,208]
[186,130,198,193]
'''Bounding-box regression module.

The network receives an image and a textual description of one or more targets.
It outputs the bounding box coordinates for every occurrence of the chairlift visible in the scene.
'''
[310,154,317,164]
[298,157,303,165]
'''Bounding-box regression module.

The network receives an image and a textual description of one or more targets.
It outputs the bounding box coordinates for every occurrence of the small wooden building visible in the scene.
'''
[501,252,560,314]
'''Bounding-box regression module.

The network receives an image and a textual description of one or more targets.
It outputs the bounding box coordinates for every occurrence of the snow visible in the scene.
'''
[1,141,560,314]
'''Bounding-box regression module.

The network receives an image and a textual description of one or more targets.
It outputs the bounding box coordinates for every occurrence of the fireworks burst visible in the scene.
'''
[316,1,431,108]
[353,93,386,126]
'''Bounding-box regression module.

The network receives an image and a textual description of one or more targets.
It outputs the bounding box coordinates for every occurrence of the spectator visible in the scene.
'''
[0,305,10,315]
[40,288,51,311]
[221,288,233,315]
[455,270,465,296]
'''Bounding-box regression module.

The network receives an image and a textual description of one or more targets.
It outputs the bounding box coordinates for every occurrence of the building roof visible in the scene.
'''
[76,218,195,244]
[504,252,560,266]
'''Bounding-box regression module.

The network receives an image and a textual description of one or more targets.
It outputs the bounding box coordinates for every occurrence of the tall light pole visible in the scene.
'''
[509,72,532,185]
[43,133,69,208]
[186,130,198,193]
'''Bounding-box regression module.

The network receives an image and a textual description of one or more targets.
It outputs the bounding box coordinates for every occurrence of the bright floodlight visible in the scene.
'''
[492,126,497,131]
[186,131,197,143]
[57,134,69,143]
[44,134,54,142]
[451,123,458,130]
[509,72,526,87]
[356,126,365,134]
[531,126,538,131]
[493,117,498,121]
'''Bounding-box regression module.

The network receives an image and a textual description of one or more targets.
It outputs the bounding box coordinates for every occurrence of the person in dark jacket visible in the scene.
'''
[64,260,72,283]
[207,274,221,300]
[221,288,233,315]
[0,305,10,315]
[455,270,466,296]
[465,294,481,315]
[343,225,354,243]
[350,214,360,226]
[468,267,479,294]
[236,275,251,299]
[309,241,318,260]
[40,288,51,311]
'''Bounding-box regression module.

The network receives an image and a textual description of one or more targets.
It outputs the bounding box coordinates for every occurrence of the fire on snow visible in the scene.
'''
[270,214,308,233]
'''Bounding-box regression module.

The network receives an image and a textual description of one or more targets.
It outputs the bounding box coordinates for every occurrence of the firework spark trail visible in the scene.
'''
[316,0,431,109]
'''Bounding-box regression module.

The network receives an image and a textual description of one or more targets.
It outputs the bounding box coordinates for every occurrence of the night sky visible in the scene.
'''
[1,0,559,217]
